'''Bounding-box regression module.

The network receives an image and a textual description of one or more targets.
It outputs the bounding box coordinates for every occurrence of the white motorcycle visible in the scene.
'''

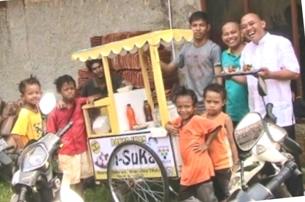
[10,93,84,202]
[229,76,302,200]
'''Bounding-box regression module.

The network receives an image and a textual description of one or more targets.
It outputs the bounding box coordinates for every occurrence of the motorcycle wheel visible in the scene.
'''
[107,141,170,202]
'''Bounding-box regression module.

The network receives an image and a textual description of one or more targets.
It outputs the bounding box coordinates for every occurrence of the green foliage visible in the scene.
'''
[0,181,111,202]
[0,181,11,201]
[84,183,111,202]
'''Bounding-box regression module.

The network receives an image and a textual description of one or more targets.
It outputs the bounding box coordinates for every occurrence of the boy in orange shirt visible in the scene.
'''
[202,83,239,202]
[166,87,220,202]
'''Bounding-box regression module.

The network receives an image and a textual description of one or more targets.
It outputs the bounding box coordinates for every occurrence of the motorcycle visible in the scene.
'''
[229,76,302,200]
[0,136,18,182]
[10,92,83,202]
[235,160,300,201]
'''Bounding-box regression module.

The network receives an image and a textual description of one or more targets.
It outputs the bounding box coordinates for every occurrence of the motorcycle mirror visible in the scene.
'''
[39,92,56,115]
[257,76,267,96]
[234,112,264,152]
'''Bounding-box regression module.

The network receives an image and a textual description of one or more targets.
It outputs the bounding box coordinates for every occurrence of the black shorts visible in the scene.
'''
[179,180,217,202]
[213,168,232,201]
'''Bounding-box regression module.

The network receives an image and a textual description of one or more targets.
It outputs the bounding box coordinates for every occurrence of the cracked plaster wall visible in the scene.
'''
[0,0,199,101]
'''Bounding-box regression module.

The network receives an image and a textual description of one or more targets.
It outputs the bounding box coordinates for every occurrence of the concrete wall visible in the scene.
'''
[0,0,200,101]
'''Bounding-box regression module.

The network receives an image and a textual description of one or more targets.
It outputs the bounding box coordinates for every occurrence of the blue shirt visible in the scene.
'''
[222,50,249,122]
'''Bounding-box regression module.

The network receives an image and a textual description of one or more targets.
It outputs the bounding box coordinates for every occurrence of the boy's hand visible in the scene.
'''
[57,100,66,109]
[165,122,179,136]
[193,143,208,153]
[86,97,95,105]
[232,162,240,173]
[87,95,100,105]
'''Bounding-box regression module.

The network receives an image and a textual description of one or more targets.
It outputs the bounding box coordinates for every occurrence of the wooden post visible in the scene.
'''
[200,0,207,12]
[291,0,303,97]
[243,0,250,13]
[149,45,170,126]
[138,48,154,109]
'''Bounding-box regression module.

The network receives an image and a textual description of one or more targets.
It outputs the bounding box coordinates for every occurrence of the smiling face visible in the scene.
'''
[190,19,210,42]
[22,84,42,108]
[222,22,242,49]
[240,13,266,44]
[175,95,196,122]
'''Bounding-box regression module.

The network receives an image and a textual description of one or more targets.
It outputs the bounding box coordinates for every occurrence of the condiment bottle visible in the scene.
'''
[143,100,153,122]
[126,104,137,130]
[153,104,161,127]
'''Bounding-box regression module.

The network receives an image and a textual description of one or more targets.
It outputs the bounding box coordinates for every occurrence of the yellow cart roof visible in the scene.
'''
[72,29,193,61]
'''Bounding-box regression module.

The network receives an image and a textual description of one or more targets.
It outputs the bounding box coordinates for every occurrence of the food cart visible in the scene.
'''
[71,29,193,202]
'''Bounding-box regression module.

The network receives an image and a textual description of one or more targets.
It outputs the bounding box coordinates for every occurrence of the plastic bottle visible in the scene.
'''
[126,104,137,130]
[153,104,161,127]
[143,100,153,122]
[167,100,179,120]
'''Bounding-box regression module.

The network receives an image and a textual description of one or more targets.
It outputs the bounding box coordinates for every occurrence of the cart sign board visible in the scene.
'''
[89,130,179,180]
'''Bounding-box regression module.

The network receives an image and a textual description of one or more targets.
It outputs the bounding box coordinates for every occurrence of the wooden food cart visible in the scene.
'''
[71,29,193,202]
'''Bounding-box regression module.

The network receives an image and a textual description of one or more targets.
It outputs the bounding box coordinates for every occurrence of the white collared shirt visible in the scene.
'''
[240,33,300,126]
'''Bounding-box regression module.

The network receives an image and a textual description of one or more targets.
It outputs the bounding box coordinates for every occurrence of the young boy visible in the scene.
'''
[11,76,43,149]
[46,75,94,196]
[166,87,219,202]
[161,11,222,113]
[202,83,239,202]
[221,21,249,127]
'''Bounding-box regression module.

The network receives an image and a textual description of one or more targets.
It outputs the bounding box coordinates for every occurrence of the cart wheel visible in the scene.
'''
[107,140,169,202]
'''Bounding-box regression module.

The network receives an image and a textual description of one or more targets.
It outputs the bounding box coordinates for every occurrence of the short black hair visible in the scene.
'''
[85,59,103,72]
[18,75,41,94]
[54,74,76,92]
[173,86,197,106]
[189,11,209,24]
[203,83,226,100]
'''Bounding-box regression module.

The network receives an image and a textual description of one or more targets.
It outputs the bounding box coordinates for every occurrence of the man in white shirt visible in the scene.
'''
[240,13,299,128]
[239,12,302,196]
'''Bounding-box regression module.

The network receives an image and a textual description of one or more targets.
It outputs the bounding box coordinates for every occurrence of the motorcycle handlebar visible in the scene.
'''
[236,161,299,201]
[265,161,297,193]
[56,122,73,137]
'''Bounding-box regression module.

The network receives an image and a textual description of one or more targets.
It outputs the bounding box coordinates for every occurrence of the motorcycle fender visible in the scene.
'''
[229,161,265,194]
[255,135,287,163]
[11,169,39,187]
[11,170,20,186]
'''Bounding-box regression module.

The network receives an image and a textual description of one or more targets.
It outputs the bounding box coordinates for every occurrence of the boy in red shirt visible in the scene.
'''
[47,75,94,197]
[202,83,239,202]
[166,87,219,202]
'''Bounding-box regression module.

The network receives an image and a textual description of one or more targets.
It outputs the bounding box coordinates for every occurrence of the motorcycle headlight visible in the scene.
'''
[21,144,48,172]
